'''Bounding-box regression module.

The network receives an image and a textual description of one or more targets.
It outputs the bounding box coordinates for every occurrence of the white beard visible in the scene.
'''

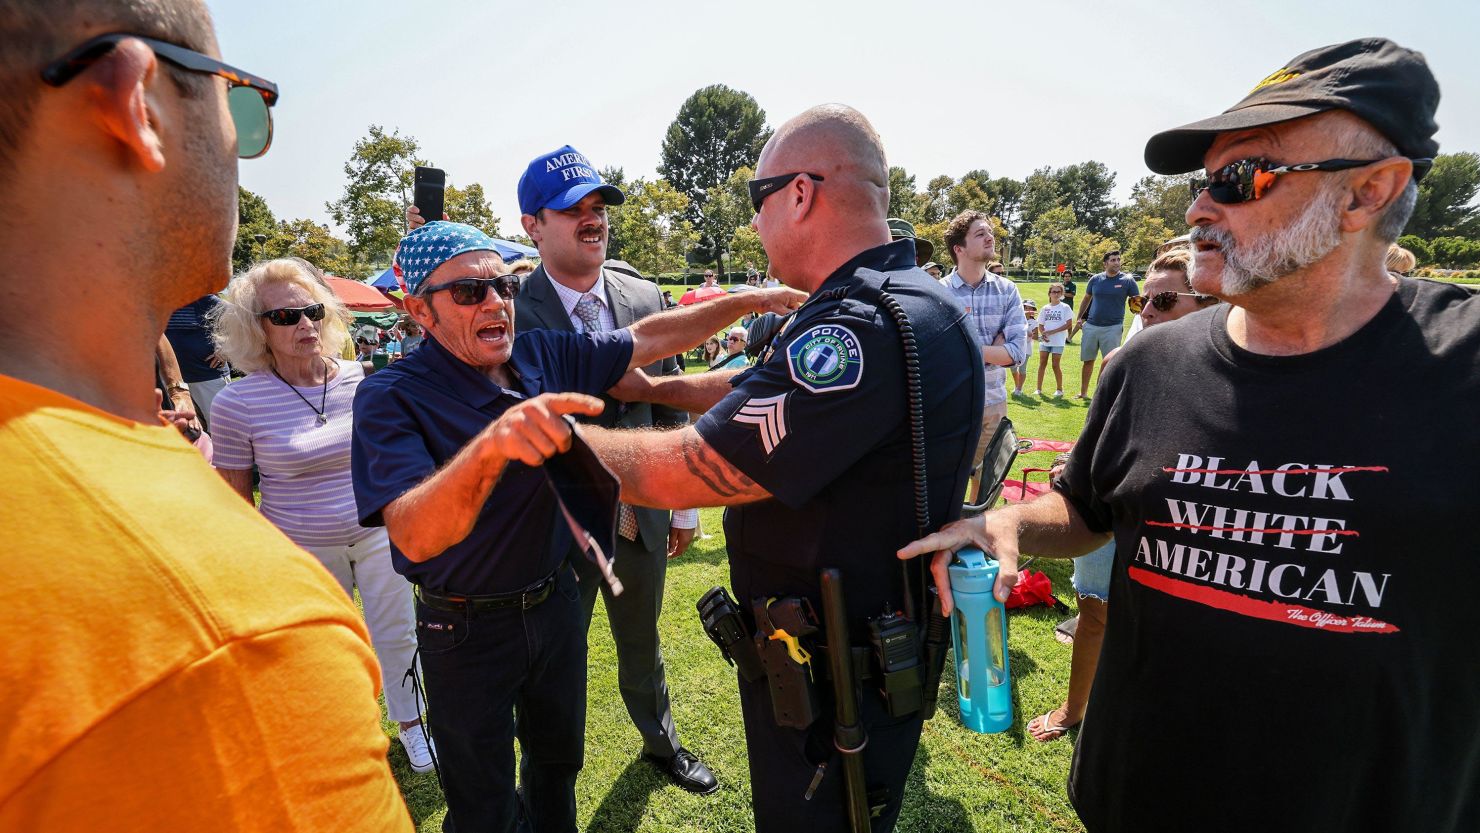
[1191,183,1346,296]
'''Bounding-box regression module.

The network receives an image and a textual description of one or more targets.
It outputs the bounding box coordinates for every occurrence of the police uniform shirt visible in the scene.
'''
[695,240,985,622]
[351,329,633,595]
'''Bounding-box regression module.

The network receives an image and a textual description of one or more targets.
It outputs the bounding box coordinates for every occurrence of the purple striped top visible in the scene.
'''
[210,359,371,548]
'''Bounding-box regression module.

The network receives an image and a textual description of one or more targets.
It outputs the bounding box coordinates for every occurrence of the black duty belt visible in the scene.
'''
[415,571,557,613]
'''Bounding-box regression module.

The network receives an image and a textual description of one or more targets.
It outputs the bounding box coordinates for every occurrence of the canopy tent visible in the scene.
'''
[677,285,728,305]
[370,266,398,290]
[351,310,400,330]
[326,275,394,311]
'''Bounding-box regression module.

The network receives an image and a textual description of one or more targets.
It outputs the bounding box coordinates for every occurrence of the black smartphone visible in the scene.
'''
[413,166,446,223]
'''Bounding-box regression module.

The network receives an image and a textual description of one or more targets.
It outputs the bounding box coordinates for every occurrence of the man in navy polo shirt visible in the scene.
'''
[351,221,802,833]
[1076,249,1138,399]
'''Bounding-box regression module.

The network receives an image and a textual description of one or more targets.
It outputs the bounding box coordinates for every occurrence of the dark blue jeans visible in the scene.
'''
[416,567,586,833]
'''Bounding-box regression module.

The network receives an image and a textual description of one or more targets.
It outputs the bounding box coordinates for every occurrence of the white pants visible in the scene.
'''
[190,375,229,426]
[304,529,420,723]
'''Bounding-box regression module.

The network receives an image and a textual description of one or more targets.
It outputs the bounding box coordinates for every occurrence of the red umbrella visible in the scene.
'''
[678,284,729,305]
[326,275,394,311]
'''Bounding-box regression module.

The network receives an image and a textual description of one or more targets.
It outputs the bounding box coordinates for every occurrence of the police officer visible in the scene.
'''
[350,221,803,833]
[584,104,985,833]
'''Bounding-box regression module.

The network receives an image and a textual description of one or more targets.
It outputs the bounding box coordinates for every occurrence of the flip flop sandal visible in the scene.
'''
[1054,615,1079,645]
[1027,711,1075,742]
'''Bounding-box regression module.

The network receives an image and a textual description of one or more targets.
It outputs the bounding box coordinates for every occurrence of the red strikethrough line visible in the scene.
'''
[1161,466,1389,475]
[1146,520,1360,536]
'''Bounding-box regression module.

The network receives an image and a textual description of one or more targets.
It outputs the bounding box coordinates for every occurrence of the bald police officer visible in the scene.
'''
[585,104,984,833]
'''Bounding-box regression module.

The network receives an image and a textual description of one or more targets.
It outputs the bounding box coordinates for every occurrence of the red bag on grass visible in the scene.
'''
[1005,569,1068,612]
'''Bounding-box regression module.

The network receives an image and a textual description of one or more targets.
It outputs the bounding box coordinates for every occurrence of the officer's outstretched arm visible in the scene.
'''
[625,287,806,369]
[606,367,741,415]
[583,425,771,508]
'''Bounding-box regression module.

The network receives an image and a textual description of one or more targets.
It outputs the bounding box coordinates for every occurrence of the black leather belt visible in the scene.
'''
[415,571,557,613]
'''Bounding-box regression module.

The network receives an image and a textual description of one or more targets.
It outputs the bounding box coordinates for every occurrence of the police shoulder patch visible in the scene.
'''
[786,323,864,393]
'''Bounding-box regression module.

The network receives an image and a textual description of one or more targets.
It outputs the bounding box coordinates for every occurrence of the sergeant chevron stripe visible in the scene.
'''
[732,393,790,456]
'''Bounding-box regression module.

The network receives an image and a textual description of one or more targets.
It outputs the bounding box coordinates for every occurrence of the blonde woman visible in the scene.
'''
[209,259,432,773]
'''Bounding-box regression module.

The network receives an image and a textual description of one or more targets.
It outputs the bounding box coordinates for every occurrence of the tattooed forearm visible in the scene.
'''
[681,432,755,497]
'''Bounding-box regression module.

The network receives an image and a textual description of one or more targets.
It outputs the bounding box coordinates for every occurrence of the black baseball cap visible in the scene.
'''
[1144,38,1440,178]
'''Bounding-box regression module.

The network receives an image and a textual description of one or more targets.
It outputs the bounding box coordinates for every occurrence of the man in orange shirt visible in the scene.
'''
[0,2,412,830]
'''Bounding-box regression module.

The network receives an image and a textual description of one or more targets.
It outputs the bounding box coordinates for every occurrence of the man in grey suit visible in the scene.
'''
[515,145,717,794]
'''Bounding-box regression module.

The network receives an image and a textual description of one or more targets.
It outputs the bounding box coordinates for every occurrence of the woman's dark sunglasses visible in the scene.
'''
[260,303,325,326]
[1127,292,1204,314]
[1188,156,1431,205]
[748,172,825,212]
[419,276,521,306]
[41,32,279,159]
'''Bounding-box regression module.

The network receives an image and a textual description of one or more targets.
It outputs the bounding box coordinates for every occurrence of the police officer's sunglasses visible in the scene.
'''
[1188,156,1431,205]
[419,276,521,306]
[748,172,825,212]
[41,32,279,159]
[260,303,325,326]
[1127,292,1205,314]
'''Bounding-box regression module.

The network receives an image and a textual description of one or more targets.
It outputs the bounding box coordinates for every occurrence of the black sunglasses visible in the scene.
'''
[41,32,279,159]
[748,172,825,212]
[419,275,521,306]
[1127,292,1205,314]
[260,303,325,326]
[1188,156,1431,205]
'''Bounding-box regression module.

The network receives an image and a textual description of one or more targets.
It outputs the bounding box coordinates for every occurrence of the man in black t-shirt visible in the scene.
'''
[900,39,1479,833]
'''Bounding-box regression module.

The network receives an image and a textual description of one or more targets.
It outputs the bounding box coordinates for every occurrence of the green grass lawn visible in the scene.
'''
[382,281,1123,831]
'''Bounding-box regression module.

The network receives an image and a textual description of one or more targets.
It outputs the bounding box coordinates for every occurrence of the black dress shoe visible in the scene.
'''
[644,747,719,795]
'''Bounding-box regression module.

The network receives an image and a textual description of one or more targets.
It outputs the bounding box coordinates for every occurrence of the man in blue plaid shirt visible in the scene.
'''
[942,210,1028,502]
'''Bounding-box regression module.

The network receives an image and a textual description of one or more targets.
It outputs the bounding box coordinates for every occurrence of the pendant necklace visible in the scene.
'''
[273,357,330,426]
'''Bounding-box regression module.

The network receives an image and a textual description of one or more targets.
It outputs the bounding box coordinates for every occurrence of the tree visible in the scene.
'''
[1023,205,1104,272]
[327,125,427,266]
[984,177,1026,235]
[945,177,991,219]
[658,85,771,228]
[274,218,358,277]
[234,187,277,273]
[1126,174,1195,232]
[729,226,767,272]
[1055,161,1117,235]
[922,175,954,223]
[698,166,756,272]
[606,178,694,276]
[887,166,923,223]
[1118,213,1175,272]
[1017,167,1062,240]
[443,182,500,239]
[1405,152,1480,238]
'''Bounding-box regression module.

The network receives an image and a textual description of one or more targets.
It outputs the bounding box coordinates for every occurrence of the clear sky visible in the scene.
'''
[211,0,1480,239]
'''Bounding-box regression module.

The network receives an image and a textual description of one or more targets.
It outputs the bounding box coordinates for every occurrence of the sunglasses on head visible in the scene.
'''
[748,172,825,212]
[418,275,520,306]
[41,32,279,159]
[1188,156,1432,205]
[260,303,325,326]
[1127,292,1204,314]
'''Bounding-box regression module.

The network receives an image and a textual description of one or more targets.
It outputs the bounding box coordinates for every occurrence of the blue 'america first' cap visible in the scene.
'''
[517,145,625,216]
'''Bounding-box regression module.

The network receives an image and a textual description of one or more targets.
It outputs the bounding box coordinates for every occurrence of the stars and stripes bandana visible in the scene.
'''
[394,221,501,294]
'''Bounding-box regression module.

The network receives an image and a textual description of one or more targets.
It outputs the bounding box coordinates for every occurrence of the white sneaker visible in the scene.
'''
[1054,390,1063,398]
[399,723,436,773]
[1034,389,1042,396]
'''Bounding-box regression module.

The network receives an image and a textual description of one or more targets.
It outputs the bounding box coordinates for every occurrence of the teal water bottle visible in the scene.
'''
[948,548,1012,733]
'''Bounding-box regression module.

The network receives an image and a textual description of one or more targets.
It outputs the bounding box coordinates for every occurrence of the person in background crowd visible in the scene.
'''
[1075,249,1138,400]
[923,260,944,280]
[0,1,411,829]
[762,267,781,288]
[745,260,760,284]
[988,260,1006,276]
[208,258,431,772]
[712,326,749,370]
[702,268,719,288]
[400,316,424,353]
[510,258,538,280]
[164,293,229,426]
[943,209,1028,501]
[1386,242,1416,275]
[700,336,723,365]
[1026,248,1218,742]
[901,37,1480,833]
[887,216,934,266]
[1011,298,1037,394]
[1034,283,1074,396]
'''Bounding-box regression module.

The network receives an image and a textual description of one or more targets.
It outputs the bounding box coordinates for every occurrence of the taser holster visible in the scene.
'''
[752,596,821,730]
